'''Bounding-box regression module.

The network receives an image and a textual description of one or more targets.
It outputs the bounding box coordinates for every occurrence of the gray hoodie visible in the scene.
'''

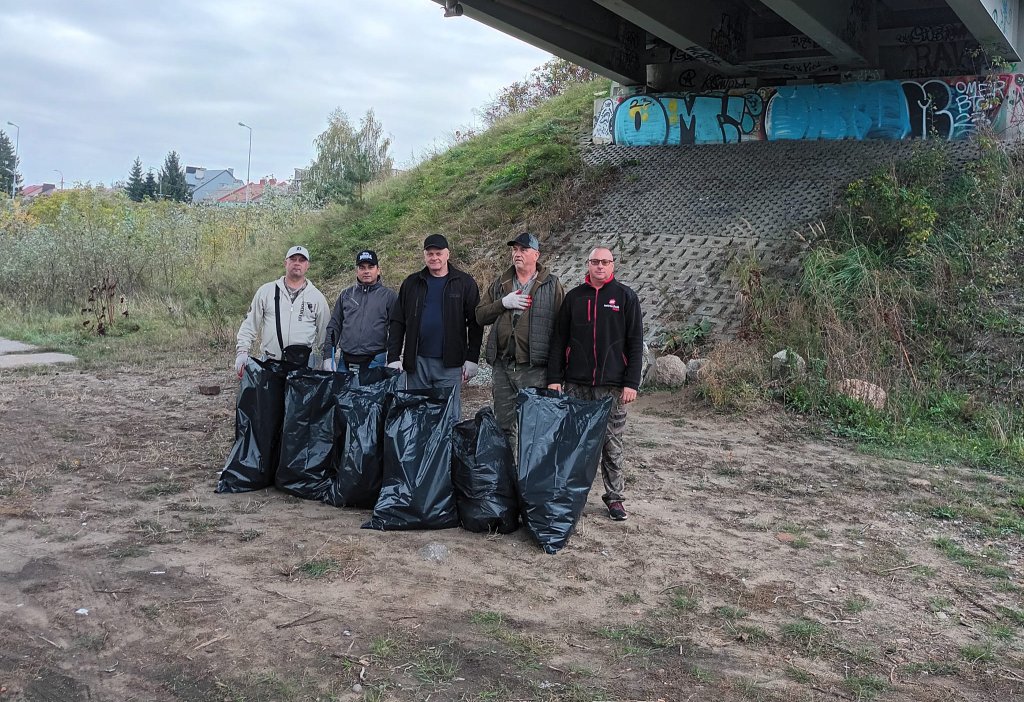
[325,277,398,356]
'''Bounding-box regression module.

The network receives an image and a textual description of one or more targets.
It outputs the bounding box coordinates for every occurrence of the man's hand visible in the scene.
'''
[501,290,531,310]
[462,361,479,382]
[621,387,638,404]
[547,383,562,393]
[386,360,403,371]
[234,352,249,378]
[321,346,336,371]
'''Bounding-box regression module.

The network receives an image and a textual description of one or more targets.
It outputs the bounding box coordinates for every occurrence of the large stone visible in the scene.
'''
[771,349,806,378]
[835,379,887,410]
[0,352,77,369]
[650,354,687,387]
[686,358,709,383]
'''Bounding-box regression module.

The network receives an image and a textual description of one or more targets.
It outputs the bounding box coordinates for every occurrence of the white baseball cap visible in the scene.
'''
[286,245,310,261]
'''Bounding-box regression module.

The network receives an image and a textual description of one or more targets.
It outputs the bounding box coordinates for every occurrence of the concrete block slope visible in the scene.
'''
[547,139,979,341]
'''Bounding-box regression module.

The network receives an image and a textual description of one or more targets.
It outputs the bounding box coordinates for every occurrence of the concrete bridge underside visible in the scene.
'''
[432,0,1023,87]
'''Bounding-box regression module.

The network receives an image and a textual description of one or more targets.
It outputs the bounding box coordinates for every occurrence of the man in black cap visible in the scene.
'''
[476,232,564,452]
[387,234,483,417]
[323,249,398,373]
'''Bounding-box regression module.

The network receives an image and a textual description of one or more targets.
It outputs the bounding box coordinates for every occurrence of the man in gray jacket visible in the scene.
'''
[476,232,564,451]
[324,249,398,373]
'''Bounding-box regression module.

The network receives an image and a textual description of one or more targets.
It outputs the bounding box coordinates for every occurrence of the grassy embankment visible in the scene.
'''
[708,136,1024,476]
[0,80,607,367]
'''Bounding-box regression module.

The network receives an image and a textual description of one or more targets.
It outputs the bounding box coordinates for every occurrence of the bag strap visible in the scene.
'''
[274,284,284,357]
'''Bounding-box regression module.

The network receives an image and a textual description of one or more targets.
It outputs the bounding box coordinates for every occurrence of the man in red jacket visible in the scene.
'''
[547,246,644,521]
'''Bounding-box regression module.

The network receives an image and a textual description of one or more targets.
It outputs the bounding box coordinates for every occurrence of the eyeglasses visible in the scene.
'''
[588,258,613,266]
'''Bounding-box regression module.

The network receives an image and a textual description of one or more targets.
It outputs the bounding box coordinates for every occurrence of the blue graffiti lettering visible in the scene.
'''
[612,92,764,145]
[765,82,910,141]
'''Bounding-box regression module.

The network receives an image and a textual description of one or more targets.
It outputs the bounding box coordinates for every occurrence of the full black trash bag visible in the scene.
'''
[216,358,290,493]
[452,407,519,533]
[275,369,353,500]
[516,388,613,554]
[323,369,404,509]
[363,387,459,530]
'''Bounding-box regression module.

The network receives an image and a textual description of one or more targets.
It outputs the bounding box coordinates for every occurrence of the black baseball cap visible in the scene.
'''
[507,232,539,251]
[423,234,449,250]
[356,250,379,266]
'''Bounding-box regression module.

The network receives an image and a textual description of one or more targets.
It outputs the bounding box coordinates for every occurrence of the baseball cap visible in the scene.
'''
[356,250,379,266]
[286,245,310,261]
[423,234,450,250]
[507,232,540,251]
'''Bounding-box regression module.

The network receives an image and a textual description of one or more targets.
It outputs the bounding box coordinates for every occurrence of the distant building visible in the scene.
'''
[185,166,243,203]
[20,183,56,201]
[217,177,290,205]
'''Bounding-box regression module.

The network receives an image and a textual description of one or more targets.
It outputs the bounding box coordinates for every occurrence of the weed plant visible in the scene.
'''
[724,136,1024,473]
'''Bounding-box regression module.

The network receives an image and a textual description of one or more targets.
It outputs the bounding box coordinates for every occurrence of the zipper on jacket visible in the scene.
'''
[591,287,599,385]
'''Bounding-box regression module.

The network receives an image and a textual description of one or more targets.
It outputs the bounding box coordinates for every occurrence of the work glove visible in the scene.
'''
[462,361,479,382]
[234,351,248,378]
[387,360,404,371]
[321,346,336,371]
[501,290,531,310]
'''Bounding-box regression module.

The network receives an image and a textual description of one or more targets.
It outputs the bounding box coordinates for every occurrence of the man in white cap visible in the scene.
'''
[476,232,564,452]
[323,249,397,373]
[234,245,330,376]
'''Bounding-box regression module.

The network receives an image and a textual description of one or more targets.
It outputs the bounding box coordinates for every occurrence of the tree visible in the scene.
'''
[125,158,145,202]
[480,58,597,126]
[0,130,21,198]
[143,171,158,201]
[306,108,394,205]
[158,150,189,202]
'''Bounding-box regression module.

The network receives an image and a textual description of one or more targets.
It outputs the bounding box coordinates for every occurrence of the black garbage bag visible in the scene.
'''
[274,369,354,500]
[452,407,519,533]
[216,358,290,493]
[363,387,459,530]
[323,369,404,509]
[516,388,613,554]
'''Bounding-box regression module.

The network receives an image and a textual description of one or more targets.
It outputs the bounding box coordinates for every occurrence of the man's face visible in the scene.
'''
[423,247,449,275]
[511,243,539,271]
[285,254,310,279]
[587,248,614,285]
[356,262,379,284]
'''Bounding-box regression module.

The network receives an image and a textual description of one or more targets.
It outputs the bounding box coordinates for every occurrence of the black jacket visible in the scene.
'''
[387,264,483,371]
[547,276,644,390]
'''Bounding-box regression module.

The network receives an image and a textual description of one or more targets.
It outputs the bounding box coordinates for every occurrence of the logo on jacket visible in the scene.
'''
[604,298,620,312]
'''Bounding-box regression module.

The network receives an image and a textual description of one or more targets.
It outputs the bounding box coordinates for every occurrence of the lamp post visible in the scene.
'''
[5,121,18,198]
[53,169,63,190]
[238,121,252,207]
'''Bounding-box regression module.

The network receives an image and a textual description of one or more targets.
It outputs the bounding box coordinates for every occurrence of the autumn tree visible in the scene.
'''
[480,57,596,126]
[306,108,394,205]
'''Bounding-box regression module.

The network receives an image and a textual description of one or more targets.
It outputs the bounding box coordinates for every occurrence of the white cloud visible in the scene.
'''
[0,0,550,186]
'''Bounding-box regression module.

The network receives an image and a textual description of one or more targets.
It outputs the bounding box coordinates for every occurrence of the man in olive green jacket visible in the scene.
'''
[476,232,564,452]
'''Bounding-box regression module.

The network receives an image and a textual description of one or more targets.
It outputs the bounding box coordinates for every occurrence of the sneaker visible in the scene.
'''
[607,501,628,521]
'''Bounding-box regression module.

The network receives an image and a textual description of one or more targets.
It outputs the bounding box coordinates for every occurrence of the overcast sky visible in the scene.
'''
[0,1,551,188]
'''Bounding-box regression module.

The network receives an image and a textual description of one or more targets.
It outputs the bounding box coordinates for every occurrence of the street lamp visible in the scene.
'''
[5,121,18,198]
[238,121,252,207]
[53,169,64,190]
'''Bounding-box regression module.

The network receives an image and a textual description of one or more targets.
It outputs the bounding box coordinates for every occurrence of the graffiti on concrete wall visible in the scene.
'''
[595,73,1024,146]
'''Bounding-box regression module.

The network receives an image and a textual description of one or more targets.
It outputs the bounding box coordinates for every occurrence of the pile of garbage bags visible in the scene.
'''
[217,361,612,553]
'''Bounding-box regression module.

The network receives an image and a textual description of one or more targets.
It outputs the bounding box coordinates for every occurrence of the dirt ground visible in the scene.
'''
[1,354,1022,702]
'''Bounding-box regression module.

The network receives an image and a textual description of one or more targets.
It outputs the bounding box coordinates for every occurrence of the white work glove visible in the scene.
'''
[462,361,479,382]
[501,290,531,310]
[387,361,403,371]
[321,346,336,371]
[234,351,248,378]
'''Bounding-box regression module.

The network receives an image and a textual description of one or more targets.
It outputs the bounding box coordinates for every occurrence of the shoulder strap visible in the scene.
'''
[274,284,284,355]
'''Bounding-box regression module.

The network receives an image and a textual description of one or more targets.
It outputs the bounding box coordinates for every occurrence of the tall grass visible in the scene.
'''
[728,136,1024,472]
